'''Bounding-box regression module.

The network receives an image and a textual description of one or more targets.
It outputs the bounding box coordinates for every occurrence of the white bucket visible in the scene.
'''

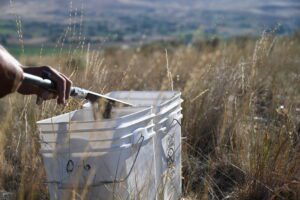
[106,91,183,200]
[38,106,157,200]
[38,91,183,200]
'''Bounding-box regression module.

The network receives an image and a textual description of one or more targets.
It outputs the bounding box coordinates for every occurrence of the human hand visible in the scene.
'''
[18,66,72,105]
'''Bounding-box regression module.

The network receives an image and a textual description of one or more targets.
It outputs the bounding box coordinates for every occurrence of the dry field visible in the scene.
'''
[0,32,300,199]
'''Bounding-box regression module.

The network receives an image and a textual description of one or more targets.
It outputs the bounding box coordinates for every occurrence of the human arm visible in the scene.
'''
[0,45,23,98]
[0,45,72,104]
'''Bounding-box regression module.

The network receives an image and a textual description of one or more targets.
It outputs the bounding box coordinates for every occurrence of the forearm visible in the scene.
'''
[0,45,24,98]
[0,45,71,104]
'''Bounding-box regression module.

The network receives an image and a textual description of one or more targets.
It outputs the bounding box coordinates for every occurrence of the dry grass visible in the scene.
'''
[0,32,300,200]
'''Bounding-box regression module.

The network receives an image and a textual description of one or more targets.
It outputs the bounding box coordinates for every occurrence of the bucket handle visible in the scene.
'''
[167,112,182,128]
[45,130,146,189]
[132,126,155,144]
[158,112,182,136]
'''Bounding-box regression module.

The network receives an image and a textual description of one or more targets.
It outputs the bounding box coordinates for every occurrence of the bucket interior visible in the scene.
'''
[106,91,181,107]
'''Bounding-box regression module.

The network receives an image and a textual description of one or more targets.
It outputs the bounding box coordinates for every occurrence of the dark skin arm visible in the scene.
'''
[0,45,72,104]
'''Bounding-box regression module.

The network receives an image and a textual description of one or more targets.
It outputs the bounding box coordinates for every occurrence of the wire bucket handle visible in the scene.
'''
[45,129,150,189]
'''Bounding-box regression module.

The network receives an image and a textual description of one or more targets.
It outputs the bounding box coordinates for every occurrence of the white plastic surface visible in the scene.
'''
[38,91,183,200]
[106,91,183,200]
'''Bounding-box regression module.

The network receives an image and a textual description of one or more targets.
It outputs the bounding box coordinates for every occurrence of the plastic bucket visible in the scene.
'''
[38,91,183,200]
[106,91,183,200]
[38,106,157,200]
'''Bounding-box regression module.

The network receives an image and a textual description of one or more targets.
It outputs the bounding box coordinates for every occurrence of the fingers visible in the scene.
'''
[42,66,66,104]
[18,82,40,95]
[41,66,74,105]
[59,73,72,100]
[36,91,58,105]
[22,66,72,105]
[41,91,57,100]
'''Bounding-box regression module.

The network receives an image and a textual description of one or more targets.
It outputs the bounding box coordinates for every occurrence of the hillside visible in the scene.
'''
[0,0,299,46]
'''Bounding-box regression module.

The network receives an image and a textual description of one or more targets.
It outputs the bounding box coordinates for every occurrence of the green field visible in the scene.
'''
[7,46,67,57]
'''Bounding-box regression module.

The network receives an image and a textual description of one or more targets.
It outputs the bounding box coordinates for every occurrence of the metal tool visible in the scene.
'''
[22,72,134,107]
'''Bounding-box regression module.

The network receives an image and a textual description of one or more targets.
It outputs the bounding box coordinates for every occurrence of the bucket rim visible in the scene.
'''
[37,106,153,125]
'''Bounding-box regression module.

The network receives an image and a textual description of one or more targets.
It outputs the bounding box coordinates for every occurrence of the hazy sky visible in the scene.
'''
[1,0,299,20]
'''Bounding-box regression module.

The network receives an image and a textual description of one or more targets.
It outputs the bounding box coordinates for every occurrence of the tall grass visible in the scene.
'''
[0,32,300,199]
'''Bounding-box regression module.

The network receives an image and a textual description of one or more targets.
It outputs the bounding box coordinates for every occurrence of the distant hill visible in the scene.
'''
[0,0,299,46]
